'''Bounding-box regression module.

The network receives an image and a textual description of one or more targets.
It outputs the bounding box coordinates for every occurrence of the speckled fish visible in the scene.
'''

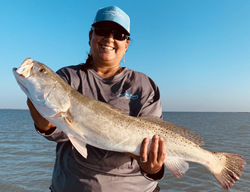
[13,58,246,190]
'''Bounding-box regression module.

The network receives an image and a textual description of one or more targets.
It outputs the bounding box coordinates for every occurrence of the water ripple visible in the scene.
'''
[0,110,249,191]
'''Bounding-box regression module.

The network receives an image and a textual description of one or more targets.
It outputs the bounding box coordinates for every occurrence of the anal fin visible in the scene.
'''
[164,158,189,178]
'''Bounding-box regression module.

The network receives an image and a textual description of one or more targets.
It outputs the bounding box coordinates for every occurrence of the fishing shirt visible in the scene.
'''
[36,65,164,192]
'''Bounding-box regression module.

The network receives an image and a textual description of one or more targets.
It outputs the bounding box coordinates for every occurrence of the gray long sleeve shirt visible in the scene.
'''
[37,65,164,192]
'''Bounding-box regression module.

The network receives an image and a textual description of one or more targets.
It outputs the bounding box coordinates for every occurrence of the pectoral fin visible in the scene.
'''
[68,134,88,158]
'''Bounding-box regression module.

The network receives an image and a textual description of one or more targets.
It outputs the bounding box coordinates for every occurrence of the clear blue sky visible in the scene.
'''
[1,0,249,112]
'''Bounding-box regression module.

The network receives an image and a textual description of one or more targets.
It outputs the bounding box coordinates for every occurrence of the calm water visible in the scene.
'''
[0,110,249,192]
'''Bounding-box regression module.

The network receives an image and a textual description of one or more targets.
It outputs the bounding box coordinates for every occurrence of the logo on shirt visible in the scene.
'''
[117,90,138,100]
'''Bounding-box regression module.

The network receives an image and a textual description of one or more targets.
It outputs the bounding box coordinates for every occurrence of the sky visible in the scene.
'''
[0,0,249,112]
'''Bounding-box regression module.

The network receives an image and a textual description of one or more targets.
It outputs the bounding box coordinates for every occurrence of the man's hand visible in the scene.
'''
[126,135,166,174]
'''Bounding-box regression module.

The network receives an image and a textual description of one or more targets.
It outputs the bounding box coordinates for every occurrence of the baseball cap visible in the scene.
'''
[92,6,130,35]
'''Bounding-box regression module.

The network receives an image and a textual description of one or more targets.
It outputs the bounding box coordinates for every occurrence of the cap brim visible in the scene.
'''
[92,21,130,36]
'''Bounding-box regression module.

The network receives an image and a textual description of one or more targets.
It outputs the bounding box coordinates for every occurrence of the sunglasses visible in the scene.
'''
[92,27,129,41]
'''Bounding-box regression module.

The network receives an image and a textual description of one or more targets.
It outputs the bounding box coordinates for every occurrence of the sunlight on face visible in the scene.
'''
[89,27,129,66]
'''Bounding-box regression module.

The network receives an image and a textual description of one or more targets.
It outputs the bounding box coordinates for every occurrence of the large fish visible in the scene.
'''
[13,58,245,190]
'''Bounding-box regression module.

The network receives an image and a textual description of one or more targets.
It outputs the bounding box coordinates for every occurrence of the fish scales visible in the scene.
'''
[13,58,246,190]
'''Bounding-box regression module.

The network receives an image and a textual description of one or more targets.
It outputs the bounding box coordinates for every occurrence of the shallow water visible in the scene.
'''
[160,112,250,192]
[0,110,55,192]
[0,110,249,191]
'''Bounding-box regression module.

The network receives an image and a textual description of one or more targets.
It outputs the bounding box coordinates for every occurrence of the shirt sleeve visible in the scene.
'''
[141,166,165,181]
[138,77,163,118]
[35,125,69,142]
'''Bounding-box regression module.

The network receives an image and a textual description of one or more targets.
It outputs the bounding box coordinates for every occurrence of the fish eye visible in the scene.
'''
[39,68,46,73]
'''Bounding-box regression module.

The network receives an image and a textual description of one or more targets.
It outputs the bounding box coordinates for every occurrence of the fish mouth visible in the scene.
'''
[12,58,34,98]
[13,68,30,97]
[15,58,34,78]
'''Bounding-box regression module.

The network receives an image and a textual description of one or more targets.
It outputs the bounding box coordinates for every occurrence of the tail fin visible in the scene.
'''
[211,152,246,190]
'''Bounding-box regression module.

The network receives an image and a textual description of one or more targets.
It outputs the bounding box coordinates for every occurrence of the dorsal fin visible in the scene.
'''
[139,116,204,146]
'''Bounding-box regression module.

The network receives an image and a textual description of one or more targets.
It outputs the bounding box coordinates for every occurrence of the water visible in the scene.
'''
[0,110,249,192]
[159,112,250,192]
[0,110,56,192]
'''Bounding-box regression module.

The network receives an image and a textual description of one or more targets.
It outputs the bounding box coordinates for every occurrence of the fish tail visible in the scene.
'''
[210,152,246,190]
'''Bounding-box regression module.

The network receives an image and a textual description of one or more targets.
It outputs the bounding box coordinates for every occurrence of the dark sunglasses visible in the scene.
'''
[92,27,130,41]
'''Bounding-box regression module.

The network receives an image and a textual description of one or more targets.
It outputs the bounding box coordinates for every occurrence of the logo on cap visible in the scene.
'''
[103,10,125,20]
